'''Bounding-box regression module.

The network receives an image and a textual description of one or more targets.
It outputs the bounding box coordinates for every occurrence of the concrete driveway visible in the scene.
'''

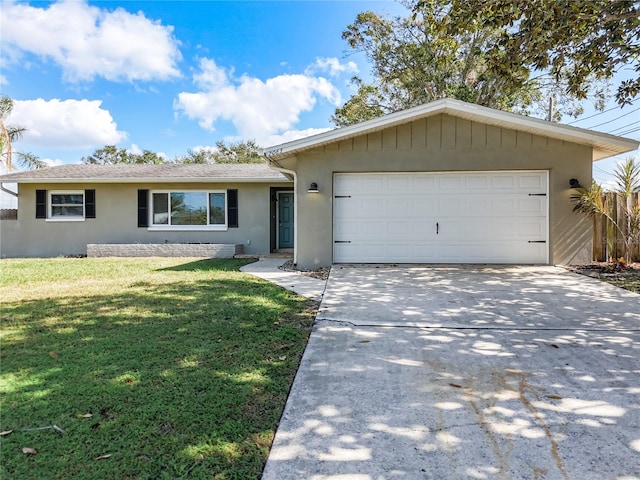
[262,266,640,480]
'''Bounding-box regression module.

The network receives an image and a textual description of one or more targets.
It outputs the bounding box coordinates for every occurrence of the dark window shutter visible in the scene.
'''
[36,189,47,218]
[85,189,96,218]
[227,189,238,228]
[138,189,149,227]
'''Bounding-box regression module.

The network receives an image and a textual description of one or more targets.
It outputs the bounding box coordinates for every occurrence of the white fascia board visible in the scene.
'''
[262,98,639,162]
[4,177,292,184]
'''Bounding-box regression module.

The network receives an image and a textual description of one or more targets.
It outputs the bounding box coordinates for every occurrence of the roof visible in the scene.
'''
[0,163,291,184]
[262,98,639,162]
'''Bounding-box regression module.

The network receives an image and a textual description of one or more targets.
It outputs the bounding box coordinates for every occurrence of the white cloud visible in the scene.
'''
[42,158,66,167]
[1,0,181,82]
[9,98,126,149]
[128,144,143,155]
[175,58,342,142]
[261,128,334,149]
[306,57,359,77]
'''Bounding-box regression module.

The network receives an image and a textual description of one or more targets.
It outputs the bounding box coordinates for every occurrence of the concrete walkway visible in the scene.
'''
[240,258,327,302]
[263,265,640,480]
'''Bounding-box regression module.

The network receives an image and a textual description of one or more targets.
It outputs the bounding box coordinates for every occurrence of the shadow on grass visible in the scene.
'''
[157,257,257,272]
[0,270,315,480]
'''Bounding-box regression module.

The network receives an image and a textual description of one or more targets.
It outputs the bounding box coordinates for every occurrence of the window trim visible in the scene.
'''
[148,189,228,231]
[46,190,86,222]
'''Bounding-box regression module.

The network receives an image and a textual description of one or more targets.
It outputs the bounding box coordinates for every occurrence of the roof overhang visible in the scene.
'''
[0,176,292,184]
[262,98,639,162]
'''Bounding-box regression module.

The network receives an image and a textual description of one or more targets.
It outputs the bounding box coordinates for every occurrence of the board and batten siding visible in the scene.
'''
[277,113,593,269]
[327,115,565,153]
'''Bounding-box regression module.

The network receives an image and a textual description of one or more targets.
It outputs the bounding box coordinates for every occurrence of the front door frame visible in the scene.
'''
[270,187,294,252]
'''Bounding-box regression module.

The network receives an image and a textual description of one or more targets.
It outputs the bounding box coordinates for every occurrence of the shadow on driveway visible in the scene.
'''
[263,266,640,480]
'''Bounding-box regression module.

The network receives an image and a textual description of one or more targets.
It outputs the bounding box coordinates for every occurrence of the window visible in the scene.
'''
[150,190,227,230]
[40,190,95,221]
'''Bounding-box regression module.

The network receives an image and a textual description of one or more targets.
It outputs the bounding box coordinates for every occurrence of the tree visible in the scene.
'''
[572,158,640,263]
[447,0,640,106]
[335,3,536,125]
[81,145,164,165]
[334,0,610,126]
[176,140,264,164]
[0,95,45,170]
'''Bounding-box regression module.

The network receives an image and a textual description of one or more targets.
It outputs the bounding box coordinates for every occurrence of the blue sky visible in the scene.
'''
[1,0,638,186]
[1,0,406,164]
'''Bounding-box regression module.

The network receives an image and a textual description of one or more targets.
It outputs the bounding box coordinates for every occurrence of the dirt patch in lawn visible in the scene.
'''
[566,262,640,293]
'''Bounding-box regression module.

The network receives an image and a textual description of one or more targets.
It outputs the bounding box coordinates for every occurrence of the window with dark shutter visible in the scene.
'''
[227,189,238,228]
[85,189,96,218]
[138,189,149,227]
[36,189,47,218]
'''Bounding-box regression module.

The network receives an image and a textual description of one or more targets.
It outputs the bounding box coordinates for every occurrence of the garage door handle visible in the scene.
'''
[436,222,439,235]
[334,240,351,243]
[528,240,546,243]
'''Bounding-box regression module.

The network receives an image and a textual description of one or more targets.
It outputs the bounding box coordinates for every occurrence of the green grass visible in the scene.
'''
[0,258,316,480]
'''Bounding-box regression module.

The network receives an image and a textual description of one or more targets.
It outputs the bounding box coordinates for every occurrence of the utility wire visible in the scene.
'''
[566,98,639,125]
[616,126,640,136]
[584,106,640,129]
[607,121,640,134]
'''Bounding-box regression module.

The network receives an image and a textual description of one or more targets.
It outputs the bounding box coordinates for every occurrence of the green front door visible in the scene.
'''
[278,192,294,249]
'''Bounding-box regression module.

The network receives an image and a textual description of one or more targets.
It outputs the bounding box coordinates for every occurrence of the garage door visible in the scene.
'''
[333,171,548,264]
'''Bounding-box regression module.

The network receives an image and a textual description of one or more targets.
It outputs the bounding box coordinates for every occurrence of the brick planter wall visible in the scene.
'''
[87,243,243,258]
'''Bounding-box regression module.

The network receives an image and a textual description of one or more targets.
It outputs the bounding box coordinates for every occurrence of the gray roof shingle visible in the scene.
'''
[0,163,289,183]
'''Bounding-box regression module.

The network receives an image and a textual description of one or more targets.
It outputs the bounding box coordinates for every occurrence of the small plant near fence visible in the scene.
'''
[572,157,640,264]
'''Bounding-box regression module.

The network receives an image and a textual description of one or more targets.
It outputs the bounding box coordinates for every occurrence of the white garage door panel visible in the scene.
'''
[333,171,548,264]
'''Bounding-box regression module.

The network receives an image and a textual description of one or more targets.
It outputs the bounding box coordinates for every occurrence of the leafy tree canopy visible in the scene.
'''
[446,0,639,106]
[334,0,610,126]
[176,140,264,164]
[81,145,165,165]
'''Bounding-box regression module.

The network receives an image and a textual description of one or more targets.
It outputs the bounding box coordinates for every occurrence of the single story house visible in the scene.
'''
[1,99,638,268]
[0,163,294,258]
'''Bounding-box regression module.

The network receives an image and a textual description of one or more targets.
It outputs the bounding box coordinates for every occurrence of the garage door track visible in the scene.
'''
[262,265,640,480]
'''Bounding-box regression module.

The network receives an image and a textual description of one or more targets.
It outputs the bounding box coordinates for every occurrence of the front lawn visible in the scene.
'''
[0,258,315,479]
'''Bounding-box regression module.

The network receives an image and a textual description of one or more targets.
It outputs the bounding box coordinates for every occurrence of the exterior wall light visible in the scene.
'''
[569,178,582,189]
[308,182,319,193]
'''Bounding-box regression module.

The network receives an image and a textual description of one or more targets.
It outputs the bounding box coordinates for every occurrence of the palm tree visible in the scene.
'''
[0,95,45,170]
[572,157,640,263]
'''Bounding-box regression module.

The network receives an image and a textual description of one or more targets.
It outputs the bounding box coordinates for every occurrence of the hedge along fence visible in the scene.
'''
[592,192,640,262]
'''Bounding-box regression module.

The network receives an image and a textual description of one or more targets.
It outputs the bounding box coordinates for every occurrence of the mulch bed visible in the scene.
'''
[566,262,640,294]
[279,260,331,281]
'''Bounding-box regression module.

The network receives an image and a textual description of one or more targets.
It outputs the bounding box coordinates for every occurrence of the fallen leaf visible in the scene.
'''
[22,447,37,455]
[0,430,13,436]
[358,340,370,343]
[49,351,59,359]
[547,394,563,400]
[77,413,93,419]
[449,383,463,388]
[273,321,280,325]
[550,344,559,349]
[95,454,111,460]
[278,355,287,361]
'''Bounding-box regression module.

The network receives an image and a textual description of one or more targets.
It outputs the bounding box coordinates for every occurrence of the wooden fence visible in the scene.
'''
[592,192,640,262]
[0,208,17,220]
